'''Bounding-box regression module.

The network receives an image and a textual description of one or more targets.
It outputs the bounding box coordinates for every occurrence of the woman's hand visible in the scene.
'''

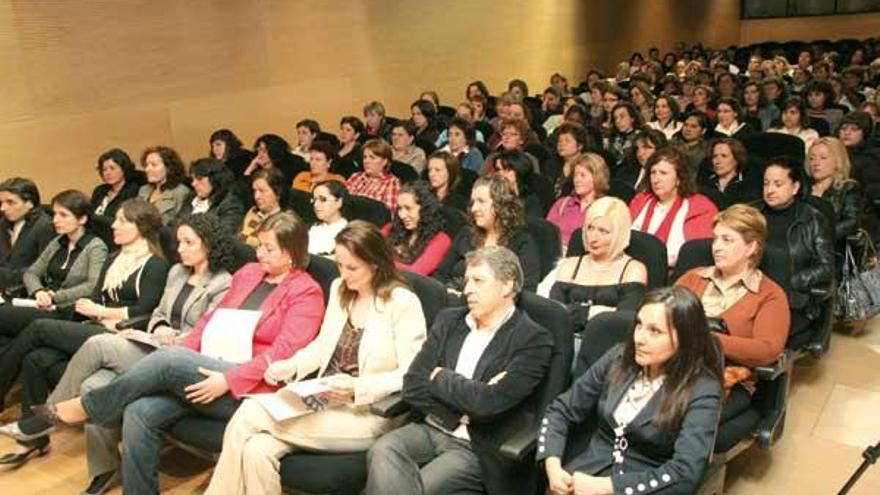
[152,325,178,346]
[75,299,104,319]
[572,473,613,495]
[34,290,54,309]
[264,357,297,385]
[545,457,573,495]
[244,156,261,176]
[321,374,355,401]
[185,367,230,404]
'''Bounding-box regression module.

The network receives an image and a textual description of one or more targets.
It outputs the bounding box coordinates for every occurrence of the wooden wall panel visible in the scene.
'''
[740,12,880,44]
[1,0,741,197]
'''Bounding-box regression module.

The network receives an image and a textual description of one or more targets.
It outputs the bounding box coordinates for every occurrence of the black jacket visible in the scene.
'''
[176,191,246,235]
[0,208,55,290]
[818,181,861,240]
[757,200,834,315]
[537,346,722,495]
[403,306,554,495]
[90,181,141,220]
[435,228,541,292]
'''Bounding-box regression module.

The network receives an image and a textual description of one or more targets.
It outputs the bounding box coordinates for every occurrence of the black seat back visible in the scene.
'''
[567,229,668,289]
[740,133,805,167]
[400,271,447,328]
[671,238,713,282]
[526,217,562,279]
[390,161,419,184]
[344,195,391,227]
[230,241,257,273]
[518,292,574,418]
[439,205,467,237]
[288,188,317,225]
[306,255,340,306]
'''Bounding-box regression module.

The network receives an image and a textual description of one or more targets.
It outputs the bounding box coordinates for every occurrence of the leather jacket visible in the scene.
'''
[758,200,834,318]
[819,180,861,240]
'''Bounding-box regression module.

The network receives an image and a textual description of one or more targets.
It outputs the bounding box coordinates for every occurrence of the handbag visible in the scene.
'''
[834,231,880,325]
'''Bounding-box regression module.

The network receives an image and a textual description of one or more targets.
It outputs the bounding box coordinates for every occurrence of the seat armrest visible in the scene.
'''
[116,314,151,331]
[809,287,830,300]
[370,394,409,417]
[754,352,791,381]
[499,426,537,462]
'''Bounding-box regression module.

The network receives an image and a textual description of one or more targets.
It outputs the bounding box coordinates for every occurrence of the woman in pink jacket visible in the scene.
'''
[629,146,717,266]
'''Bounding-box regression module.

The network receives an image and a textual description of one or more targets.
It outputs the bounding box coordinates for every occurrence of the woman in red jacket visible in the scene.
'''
[384,181,452,275]
[629,146,717,266]
[35,212,325,494]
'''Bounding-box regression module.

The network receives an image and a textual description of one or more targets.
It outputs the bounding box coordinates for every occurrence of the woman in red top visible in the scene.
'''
[629,146,717,266]
[39,212,325,494]
[384,181,452,276]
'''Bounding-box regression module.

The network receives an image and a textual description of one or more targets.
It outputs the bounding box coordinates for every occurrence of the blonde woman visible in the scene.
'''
[807,137,861,239]
[541,196,647,333]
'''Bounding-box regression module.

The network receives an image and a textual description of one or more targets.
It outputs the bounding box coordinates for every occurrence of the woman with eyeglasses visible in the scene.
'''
[307,180,349,257]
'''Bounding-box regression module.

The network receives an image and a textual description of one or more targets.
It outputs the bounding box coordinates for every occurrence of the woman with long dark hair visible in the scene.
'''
[386,181,451,275]
[539,287,723,495]
[176,157,245,235]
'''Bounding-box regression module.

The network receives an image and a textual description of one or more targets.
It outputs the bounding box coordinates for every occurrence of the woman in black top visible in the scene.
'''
[701,138,760,207]
[334,116,365,178]
[177,157,245,235]
[0,198,168,420]
[436,174,540,292]
[807,137,861,241]
[426,151,468,211]
[544,197,647,334]
[488,149,545,218]
[757,158,834,349]
[0,178,55,291]
[90,149,141,221]
[411,99,440,148]
[0,190,109,348]
[243,134,305,191]
[210,128,255,180]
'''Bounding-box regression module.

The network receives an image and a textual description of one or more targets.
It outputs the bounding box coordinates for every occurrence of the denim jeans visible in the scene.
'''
[80,346,241,494]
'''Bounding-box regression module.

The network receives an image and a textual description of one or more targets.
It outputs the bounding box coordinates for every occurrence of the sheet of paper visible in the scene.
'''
[200,308,262,363]
[120,330,162,349]
[246,389,313,422]
[12,298,56,311]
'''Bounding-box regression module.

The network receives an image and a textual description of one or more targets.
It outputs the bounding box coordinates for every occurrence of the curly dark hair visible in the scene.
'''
[209,129,243,160]
[470,174,526,247]
[177,213,237,274]
[96,148,138,182]
[140,146,188,191]
[388,181,446,264]
[190,157,235,204]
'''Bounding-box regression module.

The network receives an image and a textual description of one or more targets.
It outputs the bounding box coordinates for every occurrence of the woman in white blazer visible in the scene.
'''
[206,220,427,495]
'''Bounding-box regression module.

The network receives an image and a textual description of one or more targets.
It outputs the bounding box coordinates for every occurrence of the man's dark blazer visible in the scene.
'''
[0,208,54,291]
[538,345,722,495]
[403,305,554,495]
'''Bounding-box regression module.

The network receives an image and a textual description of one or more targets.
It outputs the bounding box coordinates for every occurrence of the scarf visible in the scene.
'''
[639,195,685,242]
[102,238,152,301]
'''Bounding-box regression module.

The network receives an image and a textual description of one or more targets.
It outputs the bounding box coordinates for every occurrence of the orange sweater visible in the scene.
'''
[676,268,790,367]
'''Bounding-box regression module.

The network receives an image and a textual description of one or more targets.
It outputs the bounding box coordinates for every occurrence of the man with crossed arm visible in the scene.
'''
[366,246,553,495]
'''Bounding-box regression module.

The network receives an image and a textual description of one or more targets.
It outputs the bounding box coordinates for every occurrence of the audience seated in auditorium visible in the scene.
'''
[487,149,545,218]
[335,116,365,177]
[209,128,254,179]
[436,174,540,292]
[807,137,861,241]
[546,153,610,253]
[293,119,321,161]
[757,157,834,349]
[426,151,469,211]
[39,212,324,494]
[647,95,683,140]
[346,139,401,212]
[630,147,717,266]
[243,134,306,191]
[768,97,820,153]
[0,178,55,291]
[367,246,553,495]
[0,214,232,488]
[438,117,484,172]
[741,80,781,131]
[617,129,666,191]
[672,110,712,173]
[238,168,286,248]
[384,181,451,276]
[291,140,345,193]
[0,198,168,425]
[136,146,191,226]
[390,120,427,173]
[538,287,723,495]
[176,158,245,235]
[206,221,427,494]
[90,149,141,221]
[542,196,647,334]
[307,180,349,258]
[676,205,791,444]
[0,191,109,391]
[362,101,393,143]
